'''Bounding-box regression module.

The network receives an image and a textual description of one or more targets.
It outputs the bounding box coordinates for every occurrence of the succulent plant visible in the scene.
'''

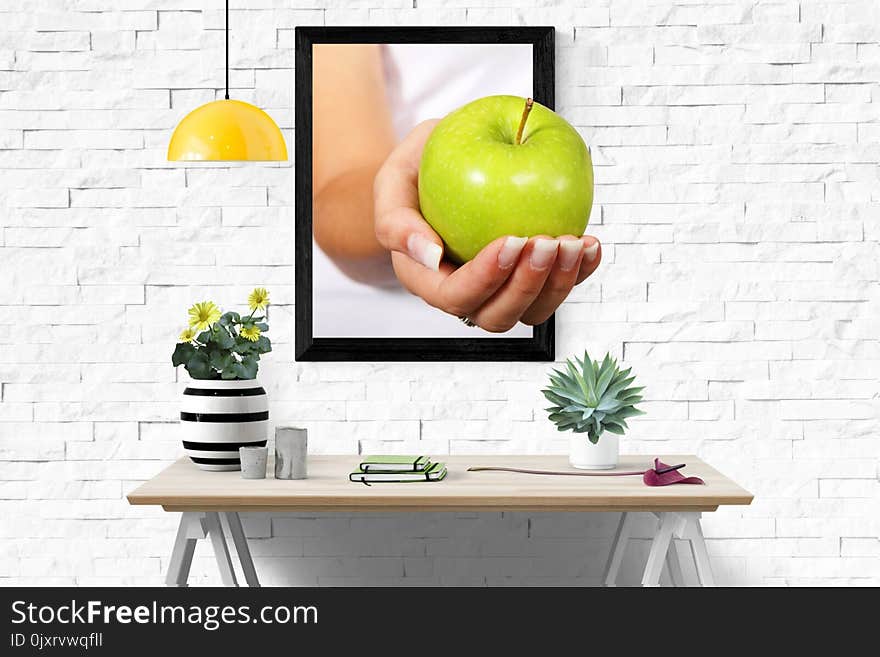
[543,351,645,444]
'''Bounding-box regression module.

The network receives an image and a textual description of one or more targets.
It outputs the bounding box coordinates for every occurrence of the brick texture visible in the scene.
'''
[1,0,878,586]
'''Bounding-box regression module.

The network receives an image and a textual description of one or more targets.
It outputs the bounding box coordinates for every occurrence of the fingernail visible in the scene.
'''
[558,240,583,271]
[530,238,559,270]
[498,236,528,269]
[407,233,442,271]
[583,239,600,263]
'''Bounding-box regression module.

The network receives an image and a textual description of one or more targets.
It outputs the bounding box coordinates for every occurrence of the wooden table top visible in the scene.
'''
[127,455,752,512]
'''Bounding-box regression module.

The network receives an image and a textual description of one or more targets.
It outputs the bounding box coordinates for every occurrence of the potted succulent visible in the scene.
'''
[543,351,644,469]
[171,288,272,471]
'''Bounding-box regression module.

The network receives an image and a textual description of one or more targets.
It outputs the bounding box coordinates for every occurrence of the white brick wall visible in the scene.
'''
[1,0,878,586]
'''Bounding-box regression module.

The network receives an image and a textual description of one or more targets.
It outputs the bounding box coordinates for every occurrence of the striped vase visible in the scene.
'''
[180,379,269,471]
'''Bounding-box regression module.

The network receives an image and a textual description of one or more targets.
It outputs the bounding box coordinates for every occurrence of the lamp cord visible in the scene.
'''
[224,0,229,100]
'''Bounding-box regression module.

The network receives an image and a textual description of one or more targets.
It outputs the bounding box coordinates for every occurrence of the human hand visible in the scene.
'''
[373,120,602,332]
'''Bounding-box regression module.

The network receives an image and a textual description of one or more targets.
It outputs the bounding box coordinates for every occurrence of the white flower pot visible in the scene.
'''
[180,378,269,471]
[569,434,618,470]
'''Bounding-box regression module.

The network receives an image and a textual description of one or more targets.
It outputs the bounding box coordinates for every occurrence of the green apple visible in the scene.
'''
[418,95,593,263]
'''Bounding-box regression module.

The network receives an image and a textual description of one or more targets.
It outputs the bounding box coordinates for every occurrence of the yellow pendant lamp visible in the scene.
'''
[167,1,287,161]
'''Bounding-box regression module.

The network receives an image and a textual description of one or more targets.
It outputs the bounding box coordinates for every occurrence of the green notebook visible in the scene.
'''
[359,455,431,472]
[350,462,447,483]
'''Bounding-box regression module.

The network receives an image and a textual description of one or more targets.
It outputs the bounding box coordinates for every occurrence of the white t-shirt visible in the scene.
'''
[313,43,534,338]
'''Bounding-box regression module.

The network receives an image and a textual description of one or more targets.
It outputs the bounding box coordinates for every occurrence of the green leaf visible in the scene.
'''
[185,351,215,379]
[232,338,254,355]
[595,354,615,398]
[547,387,589,406]
[219,311,240,327]
[209,350,234,373]
[580,353,597,394]
[596,398,625,413]
[234,356,258,380]
[542,390,570,408]
[196,330,212,344]
[255,322,269,332]
[604,375,635,400]
[604,417,629,431]
[573,354,587,380]
[550,414,577,431]
[212,326,235,350]
[550,368,568,382]
[609,366,632,385]
[171,342,196,367]
[615,407,646,420]
[566,360,590,400]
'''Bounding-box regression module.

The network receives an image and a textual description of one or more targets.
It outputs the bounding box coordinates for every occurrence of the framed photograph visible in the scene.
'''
[295,26,555,361]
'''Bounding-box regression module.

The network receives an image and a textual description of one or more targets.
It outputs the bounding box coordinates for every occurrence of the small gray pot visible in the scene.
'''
[275,426,307,479]
[239,446,268,479]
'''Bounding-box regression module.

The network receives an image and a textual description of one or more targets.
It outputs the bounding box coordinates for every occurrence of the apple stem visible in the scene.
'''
[515,97,534,145]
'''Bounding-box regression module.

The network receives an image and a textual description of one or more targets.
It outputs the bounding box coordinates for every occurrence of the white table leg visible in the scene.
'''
[665,540,685,587]
[602,511,716,587]
[166,512,202,587]
[682,513,715,587]
[603,512,634,586]
[204,511,238,587]
[165,512,259,587]
[641,512,677,587]
[224,511,260,587]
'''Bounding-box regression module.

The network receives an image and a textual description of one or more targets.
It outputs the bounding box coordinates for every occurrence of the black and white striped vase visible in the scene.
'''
[180,379,269,471]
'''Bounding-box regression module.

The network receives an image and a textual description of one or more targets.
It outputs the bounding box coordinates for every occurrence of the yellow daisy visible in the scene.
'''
[179,328,197,342]
[247,287,270,312]
[240,325,261,342]
[187,301,221,331]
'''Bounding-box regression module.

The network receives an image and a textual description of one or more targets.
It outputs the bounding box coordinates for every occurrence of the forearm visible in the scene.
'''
[313,164,397,286]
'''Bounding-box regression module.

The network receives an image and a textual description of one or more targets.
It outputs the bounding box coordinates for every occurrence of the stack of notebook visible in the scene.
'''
[349,455,448,483]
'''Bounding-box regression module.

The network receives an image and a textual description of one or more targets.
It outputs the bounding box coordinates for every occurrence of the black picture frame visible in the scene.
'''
[295,26,556,361]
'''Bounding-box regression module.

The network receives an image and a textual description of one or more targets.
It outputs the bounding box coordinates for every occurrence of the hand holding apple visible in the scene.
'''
[372,119,601,332]
[418,95,594,263]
